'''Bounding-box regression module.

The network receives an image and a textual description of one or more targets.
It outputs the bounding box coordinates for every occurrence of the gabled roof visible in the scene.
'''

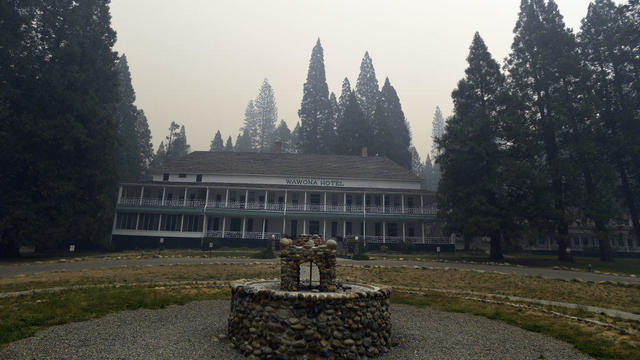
[149,151,421,182]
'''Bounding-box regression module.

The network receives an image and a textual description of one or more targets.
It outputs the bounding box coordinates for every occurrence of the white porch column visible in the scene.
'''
[303,219,307,234]
[422,222,425,243]
[157,214,162,231]
[343,221,346,238]
[383,221,386,243]
[221,217,226,237]
[117,185,123,204]
[204,187,210,209]
[264,190,268,210]
[112,212,118,231]
[135,214,140,230]
[139,186,145,205]
[242,217,246,238]
[401,194,405,214]
[420,195,424,214]
[261,218,266,239]
[161,187,166,206]
[323,220,326,240]
[203,215,208,237]
[183,188,188,206]
[282,217,286,234]
[303,192,307,211]
[343,192,347,212]
[363,220,366,240]
[382,194,385,213]
[284,190,288,214]
[324,192,327,212]
[180,214,185,232]
[402,223,406,242]
[245,190,249,209]
[363,192,366,215]
[225,188,229,207]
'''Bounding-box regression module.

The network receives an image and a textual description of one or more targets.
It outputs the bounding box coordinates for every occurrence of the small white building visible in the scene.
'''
[112,151,451,250]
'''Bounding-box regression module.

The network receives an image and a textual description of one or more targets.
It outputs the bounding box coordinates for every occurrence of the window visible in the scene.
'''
[346,222,352,235]
[163,173,169,181]
[178,173,186,178]
[388,223,398,237]
[116,213,137,230]
[139,214,160,231]
[309,221,320,235]
[183,215,202,232]
[331,222,338,237]
[247,218,254,232]
[162,215,180,231]
[230,218,242,232]
[375,223,382,236]
[207,217,220,231]
[196,174,202,182]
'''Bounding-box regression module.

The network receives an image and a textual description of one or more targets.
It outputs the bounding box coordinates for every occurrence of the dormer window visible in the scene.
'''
[163,173,169,181]
[196,174,203,182]
[178,173,186,178]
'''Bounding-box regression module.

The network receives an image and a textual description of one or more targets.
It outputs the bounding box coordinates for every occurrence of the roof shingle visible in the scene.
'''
[150,151,421,182]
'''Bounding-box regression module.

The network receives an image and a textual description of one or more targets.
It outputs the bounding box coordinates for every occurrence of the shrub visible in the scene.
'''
[380,245,389,253]
[251,238,276,259]
[398,240,415,254]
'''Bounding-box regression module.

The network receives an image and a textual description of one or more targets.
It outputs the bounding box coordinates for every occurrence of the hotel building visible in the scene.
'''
[111,151,451,250]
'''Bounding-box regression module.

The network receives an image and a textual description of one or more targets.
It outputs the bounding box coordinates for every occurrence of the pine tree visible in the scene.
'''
[335,91,369,156]
[338,78,352,115]
[235,128,253,152]
[438,32,508,260]
[431,106,445,158]
[153,122,190,165]
[1,0,121,255]
[409,146,423,176]
[579,0,640,257]
[242,100,259,151]
[291,122,302,153]
[505,0,583,261]
[210,130,224,152]
[225,136,233,151]
[380,78,411,168]
[423,155,435,190]
[255,79,278,152]
[370,99,391,157]
[114,54,152,179]
[299,39,332,154]
[273,120,292,152]
[355,52,380,122]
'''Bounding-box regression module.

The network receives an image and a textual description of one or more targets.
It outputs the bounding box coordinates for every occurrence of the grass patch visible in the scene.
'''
[0,286,230,346]
[391,292,640,360]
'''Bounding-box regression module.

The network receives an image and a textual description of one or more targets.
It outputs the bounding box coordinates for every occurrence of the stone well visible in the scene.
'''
[228,280,391,359]
[227,238,392,359]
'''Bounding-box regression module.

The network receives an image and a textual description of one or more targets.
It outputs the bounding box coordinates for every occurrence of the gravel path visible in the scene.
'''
[0,300,591,360]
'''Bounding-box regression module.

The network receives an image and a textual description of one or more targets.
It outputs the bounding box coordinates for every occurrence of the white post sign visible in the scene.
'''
[69,245,75,253]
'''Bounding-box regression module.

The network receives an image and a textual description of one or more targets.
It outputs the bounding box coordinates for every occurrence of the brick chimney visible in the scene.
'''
[274,141,283,153]
[361,146,368,157]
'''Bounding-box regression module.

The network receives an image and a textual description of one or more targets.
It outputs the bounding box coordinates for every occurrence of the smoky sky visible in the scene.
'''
[110,0,606,159]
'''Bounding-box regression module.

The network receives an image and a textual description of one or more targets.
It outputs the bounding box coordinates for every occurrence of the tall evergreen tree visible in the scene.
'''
[152,122,190,166]
[438,33,508,260]
[380,78,412,168]
[0,0,120,256]
[291,122,302,153]
[370,99,392,157]
[273,120,292,152]
[335,91,368,156]
[299,39,332,154]
[235,128,253,152]
[242,100,259,151]
[225,136,233,151]
[338,78,352,115]
[431,106,445,158]
[579,0,640,253]
[355,52,380,122]
[423,155,435,191]
[210,130,224,152]
[409,146,423,176]
[255,79,278,152]
[505,0,583,261]
[114,54,153,179]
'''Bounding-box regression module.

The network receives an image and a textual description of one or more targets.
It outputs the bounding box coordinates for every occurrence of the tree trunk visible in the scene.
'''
[619,165,640,243]
[463,233,471,251]
[594,219,613,262]
[489,233,503,261]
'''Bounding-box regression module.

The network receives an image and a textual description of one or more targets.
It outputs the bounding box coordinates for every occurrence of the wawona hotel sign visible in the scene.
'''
[285,178,345,187]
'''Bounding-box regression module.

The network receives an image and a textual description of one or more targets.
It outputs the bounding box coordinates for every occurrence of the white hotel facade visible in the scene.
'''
[111,151,451,250]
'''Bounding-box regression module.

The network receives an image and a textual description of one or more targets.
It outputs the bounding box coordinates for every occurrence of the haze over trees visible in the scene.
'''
[437,0,640,261]
[0,0,151,256]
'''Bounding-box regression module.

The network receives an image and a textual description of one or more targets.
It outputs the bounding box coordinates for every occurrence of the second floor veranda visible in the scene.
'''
[117,184,437,216]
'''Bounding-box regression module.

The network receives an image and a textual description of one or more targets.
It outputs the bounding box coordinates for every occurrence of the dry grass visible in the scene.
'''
[337,266,640,314]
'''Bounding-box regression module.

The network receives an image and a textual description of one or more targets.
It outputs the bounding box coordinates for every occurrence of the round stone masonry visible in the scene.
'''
[228,280,392,359]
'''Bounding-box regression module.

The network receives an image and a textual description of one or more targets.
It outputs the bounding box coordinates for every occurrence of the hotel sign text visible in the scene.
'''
[285,178,345,187]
